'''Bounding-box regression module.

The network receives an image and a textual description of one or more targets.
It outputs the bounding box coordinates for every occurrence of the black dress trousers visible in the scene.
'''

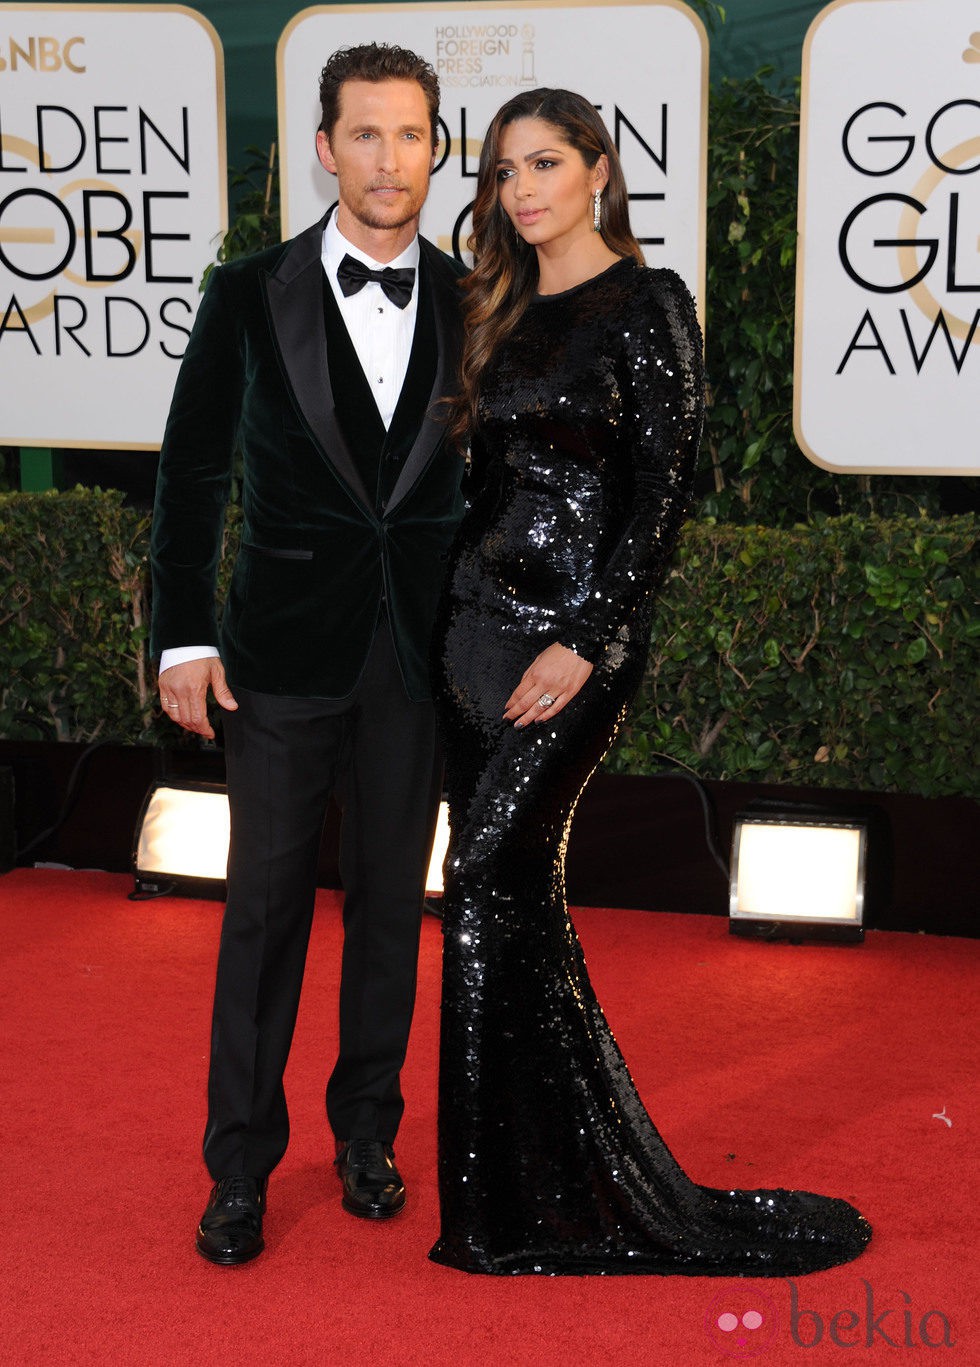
[203,619,441,1179]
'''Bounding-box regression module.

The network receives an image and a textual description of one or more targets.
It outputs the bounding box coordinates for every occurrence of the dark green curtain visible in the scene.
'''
[710,0,825,80]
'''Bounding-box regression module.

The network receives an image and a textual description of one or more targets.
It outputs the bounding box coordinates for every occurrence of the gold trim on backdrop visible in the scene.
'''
[792,0,820,472]
[899,138,980,344]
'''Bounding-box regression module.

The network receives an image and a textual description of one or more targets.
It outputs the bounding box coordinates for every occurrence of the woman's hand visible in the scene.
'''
[503,642,594,728]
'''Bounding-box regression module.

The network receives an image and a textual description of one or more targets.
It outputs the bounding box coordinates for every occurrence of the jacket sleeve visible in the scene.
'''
[562,268,704,666]
[149,266,244,659]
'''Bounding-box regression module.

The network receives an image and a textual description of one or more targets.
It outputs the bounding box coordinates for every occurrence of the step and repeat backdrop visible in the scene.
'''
[1,0,976,473]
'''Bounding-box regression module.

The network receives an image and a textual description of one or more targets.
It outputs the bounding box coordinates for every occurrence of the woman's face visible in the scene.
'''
[494,117,606,251]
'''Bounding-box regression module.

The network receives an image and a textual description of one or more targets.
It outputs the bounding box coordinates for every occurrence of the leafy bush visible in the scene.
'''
[0,491,242,746]
[608,515,979,798]
[2,491,975,799]
[0,489,153,743]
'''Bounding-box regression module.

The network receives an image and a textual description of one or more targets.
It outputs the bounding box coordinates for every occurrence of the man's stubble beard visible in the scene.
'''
[355,205,422,232]
[344,181,430,235]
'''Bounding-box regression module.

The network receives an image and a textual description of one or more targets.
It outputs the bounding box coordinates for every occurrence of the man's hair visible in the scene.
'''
[318,43,440,147]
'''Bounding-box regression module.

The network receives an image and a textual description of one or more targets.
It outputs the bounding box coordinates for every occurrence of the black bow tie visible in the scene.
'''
[336,254,416,309]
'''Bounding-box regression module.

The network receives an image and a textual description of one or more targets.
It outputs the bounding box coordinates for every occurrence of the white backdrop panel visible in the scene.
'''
[0,5,226,449]
[795,0,980,474]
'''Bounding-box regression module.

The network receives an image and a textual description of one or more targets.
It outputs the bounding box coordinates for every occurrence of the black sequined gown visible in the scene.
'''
[430,259,871,1276]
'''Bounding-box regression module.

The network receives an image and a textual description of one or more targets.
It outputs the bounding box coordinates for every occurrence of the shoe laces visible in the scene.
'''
[351,1139,380,1164]
[340,1139,393,1172]
[216,1175,260,1207]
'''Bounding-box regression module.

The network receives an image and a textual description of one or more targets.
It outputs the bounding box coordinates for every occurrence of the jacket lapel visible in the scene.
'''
[386,236,464,514]
[262,216,374,514]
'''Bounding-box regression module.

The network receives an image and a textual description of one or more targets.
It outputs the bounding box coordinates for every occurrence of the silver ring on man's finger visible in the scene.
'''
[166,701,179,709]
[537,693,556,708]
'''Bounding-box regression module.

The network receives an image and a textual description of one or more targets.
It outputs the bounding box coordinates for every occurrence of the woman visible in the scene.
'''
[430,89,870,1276]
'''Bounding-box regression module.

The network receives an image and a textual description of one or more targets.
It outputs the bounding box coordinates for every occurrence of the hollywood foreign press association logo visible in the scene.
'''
[432,20,536,90]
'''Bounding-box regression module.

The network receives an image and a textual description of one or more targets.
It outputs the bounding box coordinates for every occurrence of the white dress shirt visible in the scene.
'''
[322,207,420,430]
[159,210,421,676]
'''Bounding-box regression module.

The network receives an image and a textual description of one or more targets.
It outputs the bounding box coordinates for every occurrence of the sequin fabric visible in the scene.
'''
[430,259,871,1276]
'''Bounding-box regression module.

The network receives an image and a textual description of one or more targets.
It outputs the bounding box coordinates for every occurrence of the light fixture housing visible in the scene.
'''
[729,808,868,942]
[132,779,230,899]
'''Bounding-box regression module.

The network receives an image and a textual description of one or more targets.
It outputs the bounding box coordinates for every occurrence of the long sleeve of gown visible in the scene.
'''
[562,269,704,667]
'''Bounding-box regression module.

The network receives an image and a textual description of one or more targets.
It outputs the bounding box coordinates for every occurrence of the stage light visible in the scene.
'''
[425,800,451,895]
[131,779,229,899]
[133,783,451,904]
[729,810,867,942]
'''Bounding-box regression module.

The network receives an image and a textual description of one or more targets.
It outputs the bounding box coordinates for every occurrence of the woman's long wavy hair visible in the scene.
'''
[445,89,644,446]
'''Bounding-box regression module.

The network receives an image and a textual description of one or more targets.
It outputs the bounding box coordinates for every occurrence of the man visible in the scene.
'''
[150,44,465,1265]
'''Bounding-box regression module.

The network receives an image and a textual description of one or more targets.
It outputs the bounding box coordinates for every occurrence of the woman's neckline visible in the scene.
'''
[532,256,633,302]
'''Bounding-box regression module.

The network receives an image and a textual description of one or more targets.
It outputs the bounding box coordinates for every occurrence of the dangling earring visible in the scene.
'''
[593,189,602,232]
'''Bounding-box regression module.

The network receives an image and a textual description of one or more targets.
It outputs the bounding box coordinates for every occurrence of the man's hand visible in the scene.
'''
[503,642,593,729]
[158,658,238,740]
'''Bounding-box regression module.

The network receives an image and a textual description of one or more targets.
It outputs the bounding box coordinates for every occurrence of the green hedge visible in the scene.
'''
[0,489,154,743]
[611,516,979,798]
[1,491,977,799]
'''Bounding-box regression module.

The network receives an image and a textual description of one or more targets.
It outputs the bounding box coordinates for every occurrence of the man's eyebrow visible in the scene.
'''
[349,122,428,135]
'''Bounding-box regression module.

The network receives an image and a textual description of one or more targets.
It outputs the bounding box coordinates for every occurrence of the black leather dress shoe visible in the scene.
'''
[334,1139,406,1219]
[195,1175,267,1265]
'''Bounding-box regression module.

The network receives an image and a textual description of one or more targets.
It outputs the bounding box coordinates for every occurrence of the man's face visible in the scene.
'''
[316,78,435,241]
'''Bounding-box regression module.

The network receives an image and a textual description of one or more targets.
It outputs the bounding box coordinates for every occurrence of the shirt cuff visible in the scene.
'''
[159,645,220,674]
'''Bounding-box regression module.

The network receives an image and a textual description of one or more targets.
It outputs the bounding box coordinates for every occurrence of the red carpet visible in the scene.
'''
[1,868,975,1364]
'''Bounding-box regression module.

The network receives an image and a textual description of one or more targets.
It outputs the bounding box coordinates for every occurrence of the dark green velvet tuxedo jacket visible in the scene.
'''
[150,218,466,701]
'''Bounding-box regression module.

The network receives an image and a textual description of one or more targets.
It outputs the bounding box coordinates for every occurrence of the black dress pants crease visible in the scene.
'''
[203,621,440,1179]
